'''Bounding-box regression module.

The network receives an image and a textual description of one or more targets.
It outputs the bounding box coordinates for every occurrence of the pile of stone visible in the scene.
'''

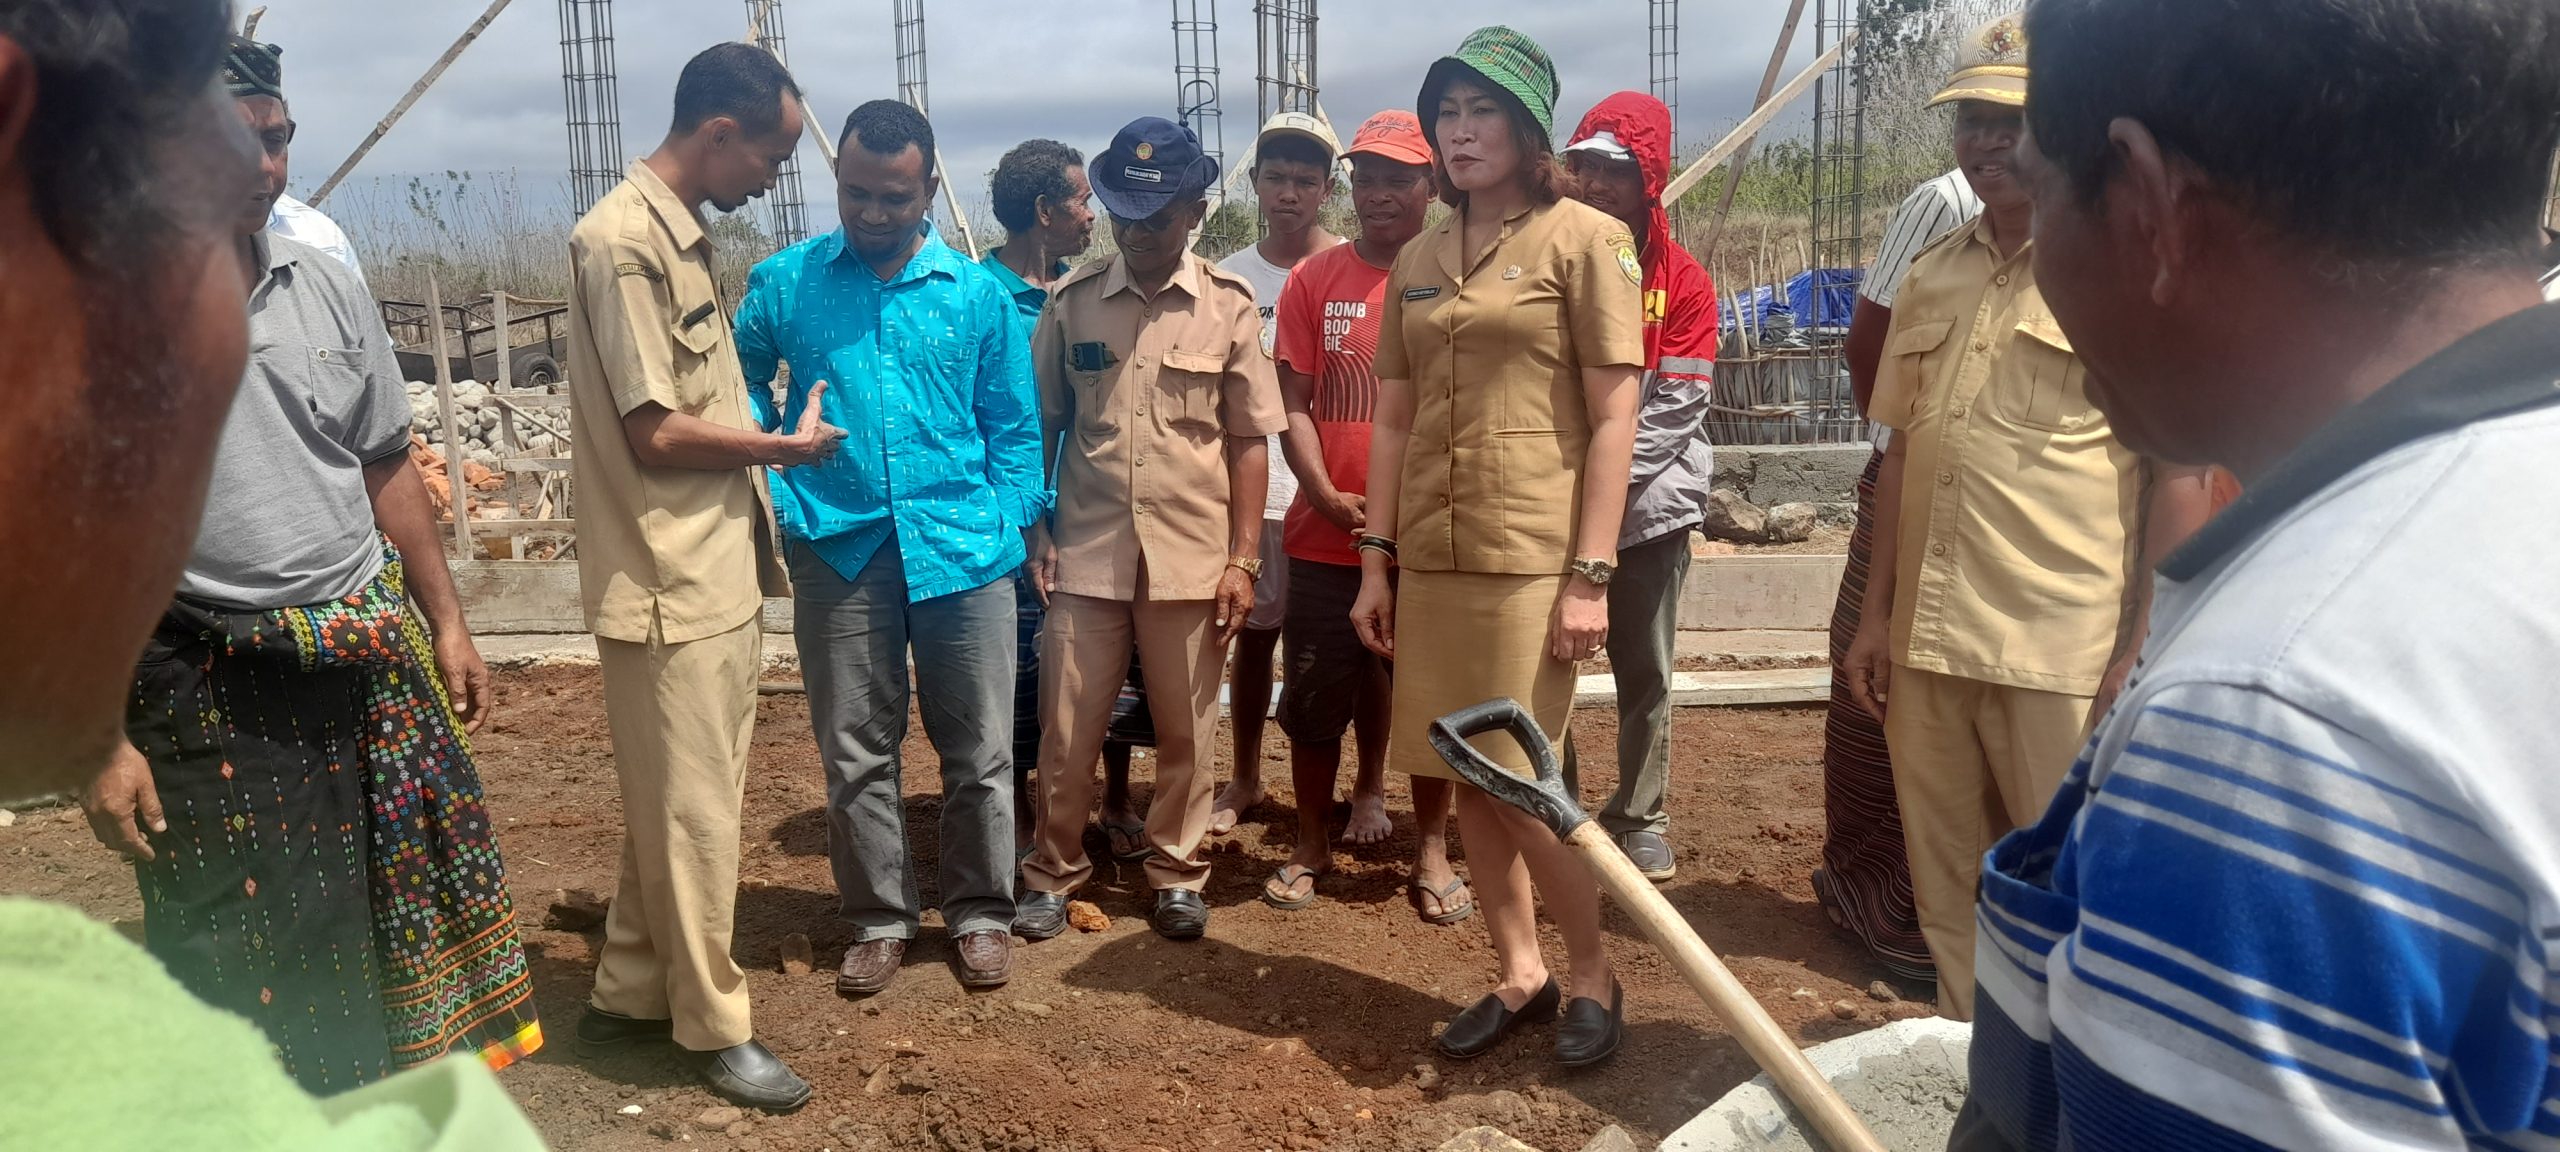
[404,379,568,476]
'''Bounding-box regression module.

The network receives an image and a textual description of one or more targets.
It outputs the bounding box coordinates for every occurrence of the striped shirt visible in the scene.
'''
[1970,303,2560,1151]
[1861,171,1983,309]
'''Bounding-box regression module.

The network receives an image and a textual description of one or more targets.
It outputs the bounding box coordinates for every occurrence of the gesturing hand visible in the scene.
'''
[774,379,849,467]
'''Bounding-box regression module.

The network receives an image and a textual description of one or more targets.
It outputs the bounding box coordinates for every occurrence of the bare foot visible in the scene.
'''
[1339,790,1393,845]
[1208,781,1264,835]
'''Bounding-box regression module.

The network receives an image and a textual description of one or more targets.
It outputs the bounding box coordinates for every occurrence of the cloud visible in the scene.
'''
[267,0,1836,239]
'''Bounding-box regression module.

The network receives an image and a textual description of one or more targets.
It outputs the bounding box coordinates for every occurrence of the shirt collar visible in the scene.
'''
[1101,249,1204,301]
[822,220,962,287]
[981,246,1070,297]
[626,161,707,253]
[2160,300,2560,581]
[249,229,299,291]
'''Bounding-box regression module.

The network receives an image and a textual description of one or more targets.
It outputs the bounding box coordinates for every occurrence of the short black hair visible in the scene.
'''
[670,42,801,138]
[2027,0,2560,272]
[990,138,1085,234]
[839,99,935,177]
[1254,133,1334,174]
[3,0,231,270]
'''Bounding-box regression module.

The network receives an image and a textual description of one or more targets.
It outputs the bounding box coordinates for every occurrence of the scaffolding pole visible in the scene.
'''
[1648,0,1678,152]
[559,0,624,217]
[1252,0,1318,125]
[740,0,809,247]
[885,0,977,256]
[1171,0,1226,203]
[1805,0,1868,444]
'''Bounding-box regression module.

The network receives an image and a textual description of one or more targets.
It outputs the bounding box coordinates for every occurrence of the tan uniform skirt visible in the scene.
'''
[1387,569,1576,781]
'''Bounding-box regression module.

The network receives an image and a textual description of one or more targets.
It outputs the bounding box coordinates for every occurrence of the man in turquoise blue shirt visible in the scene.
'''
[736,99,1045,995]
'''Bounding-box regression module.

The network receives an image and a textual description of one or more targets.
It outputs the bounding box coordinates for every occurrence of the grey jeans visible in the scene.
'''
[790,537,1016,941]
[1562,527,1692,836]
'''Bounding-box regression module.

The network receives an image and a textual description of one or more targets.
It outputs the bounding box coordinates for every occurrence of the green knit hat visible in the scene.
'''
[1419,26,1560,146]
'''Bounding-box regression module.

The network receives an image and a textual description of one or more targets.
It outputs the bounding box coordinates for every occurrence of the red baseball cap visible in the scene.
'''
[1343,110,1432,167]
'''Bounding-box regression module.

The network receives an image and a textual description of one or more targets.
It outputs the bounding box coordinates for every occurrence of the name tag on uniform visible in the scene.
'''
[681,301,717,328]
[1070,341,1117,372]
[1401,286,1442,302]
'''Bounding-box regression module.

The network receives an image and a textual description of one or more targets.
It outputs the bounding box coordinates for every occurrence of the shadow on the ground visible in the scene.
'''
[1052,929,1764,1132]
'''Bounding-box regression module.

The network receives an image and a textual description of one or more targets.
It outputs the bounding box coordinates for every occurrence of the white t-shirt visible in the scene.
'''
[1218,242,1335,521]
[269,194,368,288]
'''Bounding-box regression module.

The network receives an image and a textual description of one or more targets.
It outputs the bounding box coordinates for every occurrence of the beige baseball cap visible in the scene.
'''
[1253,111,1341,165]
[1927,14,2029,108]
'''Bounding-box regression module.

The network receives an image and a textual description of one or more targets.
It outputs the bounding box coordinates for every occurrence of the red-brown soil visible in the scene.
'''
[0,666,1931,1151]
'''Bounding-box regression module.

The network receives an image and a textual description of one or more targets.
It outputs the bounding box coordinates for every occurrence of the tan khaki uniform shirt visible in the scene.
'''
[1871,216,2139,695]
[1035,251,1286,601]
[1374,197,1647,574]
[566,162,787,644]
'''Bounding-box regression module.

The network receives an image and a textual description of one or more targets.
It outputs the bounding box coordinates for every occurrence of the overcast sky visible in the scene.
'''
[268,0,1835,236]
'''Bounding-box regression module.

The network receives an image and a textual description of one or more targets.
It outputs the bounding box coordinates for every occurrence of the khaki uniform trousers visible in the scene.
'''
[1024,591,1223,895]
[591,618,760,1051]
[1884,664,2090,1020]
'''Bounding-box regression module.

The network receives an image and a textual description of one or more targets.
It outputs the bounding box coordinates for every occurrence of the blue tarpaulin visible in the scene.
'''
[1721,267,1864,334]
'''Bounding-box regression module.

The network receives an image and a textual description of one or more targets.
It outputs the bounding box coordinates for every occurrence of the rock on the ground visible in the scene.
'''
[1868,980,1900,1003]
[692,1105,744,1130]
[779,932,814,975]
[1763,502,1820,544]
[1436,1127,1544,1152]
[1066,900,1110,932]
[1413,1064,1442,1092]
[0,808,15,827]
[547,888,608,931]
[1012,1000,1053,1017]
[1579,1125,1642,1152]
[1703,488,1769,543]
[1832,999,1861,1020]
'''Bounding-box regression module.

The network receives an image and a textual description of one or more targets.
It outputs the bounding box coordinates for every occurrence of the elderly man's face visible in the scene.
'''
[1954,100,2027,213]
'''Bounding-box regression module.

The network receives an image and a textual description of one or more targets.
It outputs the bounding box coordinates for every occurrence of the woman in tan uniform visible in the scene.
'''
[1351,26,1647,1067]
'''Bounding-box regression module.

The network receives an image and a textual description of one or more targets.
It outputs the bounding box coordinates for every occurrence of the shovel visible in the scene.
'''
[1431,699,1887,1152]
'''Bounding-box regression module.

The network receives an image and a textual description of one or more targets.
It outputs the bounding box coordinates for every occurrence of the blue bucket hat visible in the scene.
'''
[1093,116,1221,220]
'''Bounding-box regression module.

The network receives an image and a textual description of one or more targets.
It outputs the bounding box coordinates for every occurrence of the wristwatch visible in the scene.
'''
[1227,556,1266,578]
[1569,556,1617,586]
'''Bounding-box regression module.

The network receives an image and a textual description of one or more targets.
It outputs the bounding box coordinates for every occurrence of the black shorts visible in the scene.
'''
[1277,559,1389,744]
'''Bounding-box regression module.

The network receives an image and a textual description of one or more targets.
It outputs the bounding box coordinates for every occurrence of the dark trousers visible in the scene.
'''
[1562,528,1693,835]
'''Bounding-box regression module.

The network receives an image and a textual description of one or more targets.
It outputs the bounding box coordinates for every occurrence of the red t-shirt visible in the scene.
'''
[1273,242,1392,567]
[1643,238,1719,380]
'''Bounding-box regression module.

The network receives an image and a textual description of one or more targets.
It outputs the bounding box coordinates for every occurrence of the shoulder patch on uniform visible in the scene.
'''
[616,261,665,283]
[1613,240,1642,286]
[1199,258,1256,296]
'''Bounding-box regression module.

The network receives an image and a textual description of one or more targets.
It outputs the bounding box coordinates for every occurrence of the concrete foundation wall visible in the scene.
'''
[458,554,1846,637]
[1711,443,1873,509]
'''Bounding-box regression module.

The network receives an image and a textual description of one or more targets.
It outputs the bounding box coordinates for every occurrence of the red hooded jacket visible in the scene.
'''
[1568,92,1719,385]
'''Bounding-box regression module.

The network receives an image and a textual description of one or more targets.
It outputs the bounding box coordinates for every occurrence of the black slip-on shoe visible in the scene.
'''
[575,1006,673,1050]
[1014,891,1070,941]
[1556,980,1625,1068]
[1435,977,1560,1059]
[1151,888,1209,940]
[682,1038,812,1113]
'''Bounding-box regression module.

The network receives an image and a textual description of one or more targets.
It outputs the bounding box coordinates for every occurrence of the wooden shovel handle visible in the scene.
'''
[1567,822,1887,1152]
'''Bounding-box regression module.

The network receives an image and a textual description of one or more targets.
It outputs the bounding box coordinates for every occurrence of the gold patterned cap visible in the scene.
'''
[1927,14,2028,109]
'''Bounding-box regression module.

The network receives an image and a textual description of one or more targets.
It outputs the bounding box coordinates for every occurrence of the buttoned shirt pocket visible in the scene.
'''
[1874,317,1955,429]
[1071,366,1122,442]
[2002,312,2092,432]
[668,290,728,413]
[1160,349,1227,435]
[299,345,372,448]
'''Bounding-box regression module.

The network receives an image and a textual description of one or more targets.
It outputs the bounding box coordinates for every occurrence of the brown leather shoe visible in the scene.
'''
[952,929,1013,988]
[836,938,905,997]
